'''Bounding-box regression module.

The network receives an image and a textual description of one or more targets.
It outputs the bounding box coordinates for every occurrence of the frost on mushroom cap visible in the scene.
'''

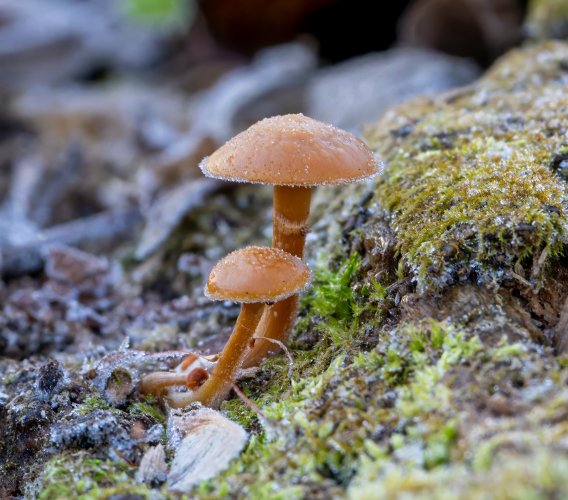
[199,114,380,186]
[205,246,311,303]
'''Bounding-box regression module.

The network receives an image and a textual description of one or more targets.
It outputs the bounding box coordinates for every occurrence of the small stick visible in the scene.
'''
[252,336,294,378]
[230,382,266,421]
[510,271,531,289]
[113,447,138,468]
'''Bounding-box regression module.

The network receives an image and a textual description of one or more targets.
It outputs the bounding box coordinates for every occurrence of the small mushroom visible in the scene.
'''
[166,246,311,408]
[140,371,194,398]
[200,114,379,365]
[140,353,216,398]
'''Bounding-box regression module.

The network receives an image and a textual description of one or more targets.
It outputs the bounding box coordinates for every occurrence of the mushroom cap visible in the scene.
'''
[199,114,379,186]
[205,246,311,303]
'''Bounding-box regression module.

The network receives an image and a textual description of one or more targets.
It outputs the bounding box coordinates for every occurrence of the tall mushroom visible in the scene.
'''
[199,114,379,366]
[166,246,311,409]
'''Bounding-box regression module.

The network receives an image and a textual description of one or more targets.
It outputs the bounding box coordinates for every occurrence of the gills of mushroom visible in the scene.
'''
[199,114,380,366]
[166,246,311,409]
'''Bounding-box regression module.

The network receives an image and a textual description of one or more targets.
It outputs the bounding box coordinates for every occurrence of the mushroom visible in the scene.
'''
[166,246,311,408]
[199,114,379,366]
[141,371,190,397]
[140,355,215,398]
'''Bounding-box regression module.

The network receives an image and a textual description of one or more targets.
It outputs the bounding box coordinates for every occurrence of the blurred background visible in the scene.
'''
[0,0,560,282]
[0,0,527,211]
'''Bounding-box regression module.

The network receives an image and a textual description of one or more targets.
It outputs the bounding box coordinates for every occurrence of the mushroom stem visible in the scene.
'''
[243,297,298,367]
[243,186,311,368]
[140,371,189,397]
[167,302,263,408]
[272,185,312,257]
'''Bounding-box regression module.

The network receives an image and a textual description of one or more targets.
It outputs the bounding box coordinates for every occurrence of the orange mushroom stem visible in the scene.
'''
[243,296,298,367]
[272,185,312,257]
[166,302,263,408]
[186,366,210,389]
[140,371,191,397]
[238,186,311,367]
[140,352,216,398]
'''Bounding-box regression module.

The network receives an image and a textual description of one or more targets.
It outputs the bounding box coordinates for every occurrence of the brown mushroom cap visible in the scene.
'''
[199,114,379,186]
[205,246,311,303]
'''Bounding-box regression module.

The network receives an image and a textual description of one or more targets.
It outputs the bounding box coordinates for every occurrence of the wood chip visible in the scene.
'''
[135,444,167,484]
[167,407,247,492]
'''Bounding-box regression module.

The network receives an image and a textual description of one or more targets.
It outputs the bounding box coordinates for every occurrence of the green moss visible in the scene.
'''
[558,356,568,369]
[122,0,192,29]
[298,251,390,352]
[308,253,362,322]
[301,253,380,347]
[367,42,568,291]
[38,453,161,500]
[207,318,510,497]
[128,397,167,424]
[489,337,526,361]
[76,396,111,415]
[346,337,568,498]
[397,328,481,420]
[350,451,568,500]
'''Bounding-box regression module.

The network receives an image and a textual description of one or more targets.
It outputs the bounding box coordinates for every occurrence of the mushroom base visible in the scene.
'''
[167,302,263,408]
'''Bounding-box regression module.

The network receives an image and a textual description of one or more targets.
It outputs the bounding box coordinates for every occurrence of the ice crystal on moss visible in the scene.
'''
[367,41,568,290]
